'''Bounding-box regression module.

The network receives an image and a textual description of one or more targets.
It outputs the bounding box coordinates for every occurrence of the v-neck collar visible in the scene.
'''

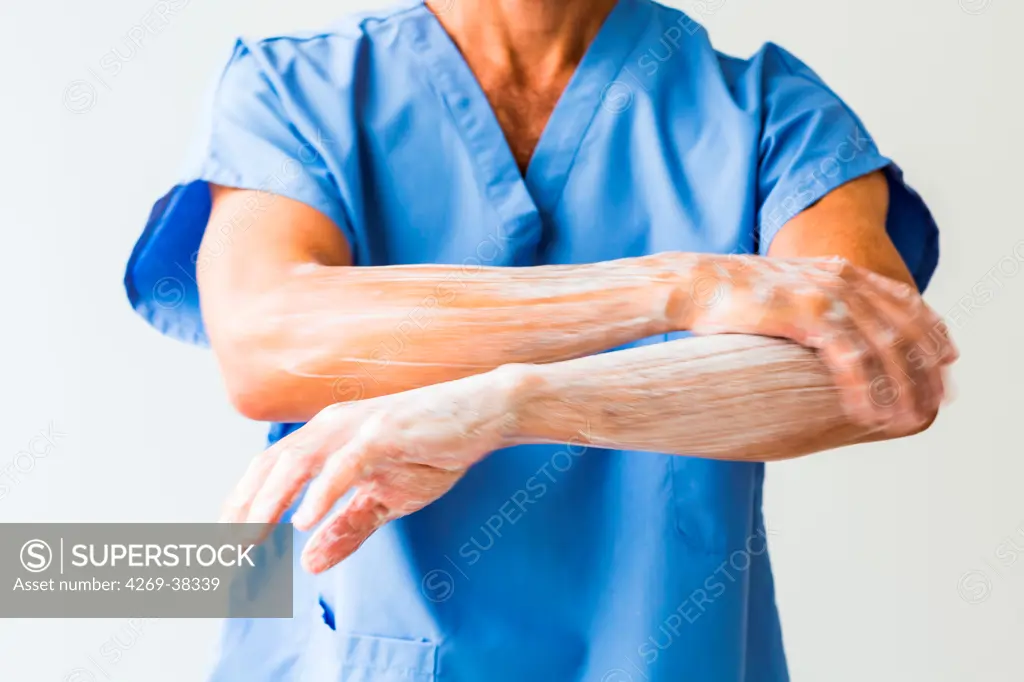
[400,0,654,255]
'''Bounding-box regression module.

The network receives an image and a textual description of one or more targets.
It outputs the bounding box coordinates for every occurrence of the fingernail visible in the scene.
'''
[292,509,312,531]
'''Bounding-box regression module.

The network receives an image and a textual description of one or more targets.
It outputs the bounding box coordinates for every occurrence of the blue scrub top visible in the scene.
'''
[124,1,939,680]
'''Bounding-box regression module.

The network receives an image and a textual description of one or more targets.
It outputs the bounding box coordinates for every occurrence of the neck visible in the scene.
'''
[426,0,620,85]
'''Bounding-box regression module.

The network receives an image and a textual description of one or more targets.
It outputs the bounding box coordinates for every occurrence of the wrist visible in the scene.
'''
[642,252,703,332]
[487,362,546,446]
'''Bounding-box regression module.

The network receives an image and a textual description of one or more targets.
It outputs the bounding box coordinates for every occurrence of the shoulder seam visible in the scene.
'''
[244,3,423,47]
[253,32,342,46]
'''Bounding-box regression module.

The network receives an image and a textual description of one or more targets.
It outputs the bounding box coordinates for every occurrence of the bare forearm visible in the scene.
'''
[508,334,907,461]
[216,255,693,421]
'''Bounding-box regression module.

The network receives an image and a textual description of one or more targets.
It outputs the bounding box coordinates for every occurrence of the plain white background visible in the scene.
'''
[0,0,1020,680]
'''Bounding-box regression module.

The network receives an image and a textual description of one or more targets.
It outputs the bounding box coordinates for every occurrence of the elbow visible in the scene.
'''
[226,374,286,422]
[202,291,324,422]
[208,314,385,422]
[212,329,300,423]
[216,340,361,423]
[222,364,295,422]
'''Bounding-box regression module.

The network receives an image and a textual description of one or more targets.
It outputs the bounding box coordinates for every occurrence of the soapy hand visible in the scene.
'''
[681,255,958,432]
[219,368,520,573]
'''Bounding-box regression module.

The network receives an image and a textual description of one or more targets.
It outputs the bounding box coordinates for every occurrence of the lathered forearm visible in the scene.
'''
[231,318,945,572]
[510,335,899,461]
[224,255,692,421]
[214,251,954,427]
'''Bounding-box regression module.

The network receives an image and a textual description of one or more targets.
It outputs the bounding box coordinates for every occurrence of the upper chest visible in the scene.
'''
[342,88,757,268]
[473,69,575,174]
[308,14,759,265]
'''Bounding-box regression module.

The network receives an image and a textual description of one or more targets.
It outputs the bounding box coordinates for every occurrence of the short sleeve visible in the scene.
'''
[123,38,349,346]
[754,44,939,291]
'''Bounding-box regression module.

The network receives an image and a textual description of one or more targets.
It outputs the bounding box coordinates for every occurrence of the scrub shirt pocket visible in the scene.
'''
[670,455,758,556]
[302,608,437,682]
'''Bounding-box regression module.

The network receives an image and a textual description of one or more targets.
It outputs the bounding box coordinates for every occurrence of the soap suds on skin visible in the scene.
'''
[216,254,957,572]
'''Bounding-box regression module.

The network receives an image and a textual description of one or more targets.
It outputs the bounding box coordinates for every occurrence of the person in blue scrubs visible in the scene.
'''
[124,1,954,680]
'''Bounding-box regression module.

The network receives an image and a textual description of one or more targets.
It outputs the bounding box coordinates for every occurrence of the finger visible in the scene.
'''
[220,450,281,523]
[245,438,327,526]
[776,269,902,425]
[300,490,391,574]
[898,337,940,425]
[840,290,930,427]
[854,274,949,415]
[935,318,958,364]
[751,276,857,404]
[940,366,958,405]
[291,432,374,531]
[899,334,944,420]
[815,313,892,427]
[245,404,356,526]
[863,270,959,364]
